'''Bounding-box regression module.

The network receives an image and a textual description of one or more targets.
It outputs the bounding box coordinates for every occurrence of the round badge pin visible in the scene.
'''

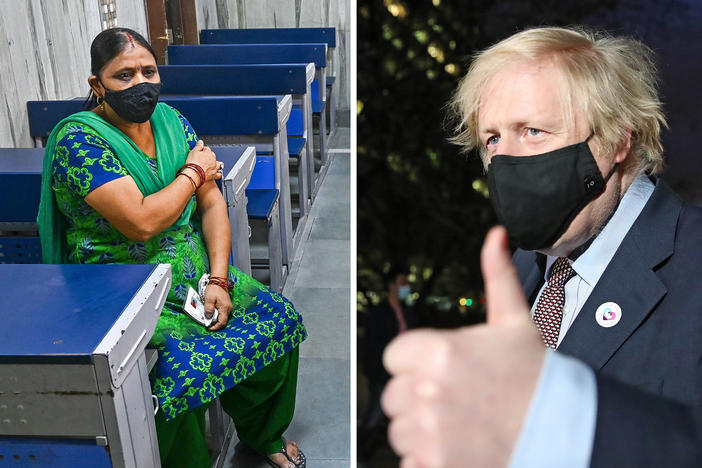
[595,302,622,328]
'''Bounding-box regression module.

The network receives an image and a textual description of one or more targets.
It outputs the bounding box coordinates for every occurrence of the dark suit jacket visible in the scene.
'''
[515,179,702,406]
[514,180,702,466]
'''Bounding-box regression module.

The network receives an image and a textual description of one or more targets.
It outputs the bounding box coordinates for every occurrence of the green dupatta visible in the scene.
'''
[37,102,195,263]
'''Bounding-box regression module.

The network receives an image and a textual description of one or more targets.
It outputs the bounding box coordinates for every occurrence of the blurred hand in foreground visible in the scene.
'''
[382,226,546,468]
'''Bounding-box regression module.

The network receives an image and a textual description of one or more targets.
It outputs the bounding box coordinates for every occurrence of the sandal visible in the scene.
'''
[264,437,306,468]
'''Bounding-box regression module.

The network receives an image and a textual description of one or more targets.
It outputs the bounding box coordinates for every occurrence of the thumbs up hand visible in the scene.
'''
[381,226,546,468]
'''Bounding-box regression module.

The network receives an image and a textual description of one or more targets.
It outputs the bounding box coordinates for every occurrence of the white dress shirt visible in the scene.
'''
[511,174,655,467]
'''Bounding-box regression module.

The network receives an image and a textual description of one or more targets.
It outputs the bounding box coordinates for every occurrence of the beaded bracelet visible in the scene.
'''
[177,172,198,192]
[208,275,236,292]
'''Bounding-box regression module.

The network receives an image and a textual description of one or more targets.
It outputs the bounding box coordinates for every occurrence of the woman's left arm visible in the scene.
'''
[197,181,233,330]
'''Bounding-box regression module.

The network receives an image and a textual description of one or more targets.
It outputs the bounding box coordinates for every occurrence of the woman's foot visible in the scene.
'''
[265,438,305,468]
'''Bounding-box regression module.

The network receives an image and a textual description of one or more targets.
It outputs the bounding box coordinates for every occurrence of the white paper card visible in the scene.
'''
[183,286,218,327]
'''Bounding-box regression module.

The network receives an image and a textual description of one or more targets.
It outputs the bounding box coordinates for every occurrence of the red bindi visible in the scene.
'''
[126,32,135,48]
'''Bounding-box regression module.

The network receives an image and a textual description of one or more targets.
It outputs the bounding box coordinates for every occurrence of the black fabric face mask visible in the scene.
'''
[102,81,161,123]
[487,135,616,251]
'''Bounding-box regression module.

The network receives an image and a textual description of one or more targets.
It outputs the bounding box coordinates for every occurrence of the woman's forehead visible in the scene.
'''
[102,44,156,70]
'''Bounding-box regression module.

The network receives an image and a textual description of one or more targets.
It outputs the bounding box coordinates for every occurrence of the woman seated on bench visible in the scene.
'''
[38,27,307,468]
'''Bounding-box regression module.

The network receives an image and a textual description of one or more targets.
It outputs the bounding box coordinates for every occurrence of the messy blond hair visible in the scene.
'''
[450,26,667,174]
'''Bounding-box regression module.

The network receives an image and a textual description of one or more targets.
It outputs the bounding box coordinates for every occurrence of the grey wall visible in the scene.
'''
[0,0,148,148]
[198,0,351,113]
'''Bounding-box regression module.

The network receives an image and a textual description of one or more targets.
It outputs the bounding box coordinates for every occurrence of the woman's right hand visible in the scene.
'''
[185,140,222,183]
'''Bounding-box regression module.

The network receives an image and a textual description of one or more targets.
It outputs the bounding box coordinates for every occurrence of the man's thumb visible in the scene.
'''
[480,226,530,325]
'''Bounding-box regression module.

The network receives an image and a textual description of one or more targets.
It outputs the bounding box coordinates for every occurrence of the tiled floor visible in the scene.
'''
[221,128,351,467]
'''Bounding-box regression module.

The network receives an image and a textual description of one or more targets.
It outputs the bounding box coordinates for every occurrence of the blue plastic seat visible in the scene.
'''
[311,80,326,114]
[287,137,306,159]
[245,189,279,220]
[287,108,304,137]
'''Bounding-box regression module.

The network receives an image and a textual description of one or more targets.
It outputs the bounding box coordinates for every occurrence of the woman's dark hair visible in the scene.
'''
[84,27,158,109]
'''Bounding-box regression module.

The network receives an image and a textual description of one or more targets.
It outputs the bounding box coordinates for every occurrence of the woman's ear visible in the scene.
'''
[88,75,103,96]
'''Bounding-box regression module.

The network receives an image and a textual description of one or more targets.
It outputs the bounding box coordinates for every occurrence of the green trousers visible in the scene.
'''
[155,346,300,467]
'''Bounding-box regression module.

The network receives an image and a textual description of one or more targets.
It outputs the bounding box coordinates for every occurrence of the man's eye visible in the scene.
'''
[118,72,131,80]
[486,135,500,146]
[144,69,155,77]
[526,128,542,136]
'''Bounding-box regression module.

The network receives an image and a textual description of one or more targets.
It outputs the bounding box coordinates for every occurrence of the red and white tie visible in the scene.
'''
[533,257,576,348]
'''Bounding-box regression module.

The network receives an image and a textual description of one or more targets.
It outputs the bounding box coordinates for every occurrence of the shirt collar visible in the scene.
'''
[545,173,655,285]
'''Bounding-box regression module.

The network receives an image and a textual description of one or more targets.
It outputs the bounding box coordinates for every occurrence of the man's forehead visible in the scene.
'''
[478,59,575,130]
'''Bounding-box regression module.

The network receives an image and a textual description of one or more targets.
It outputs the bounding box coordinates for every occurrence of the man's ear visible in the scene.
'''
[613,129,633,164]
[88,75,104,96]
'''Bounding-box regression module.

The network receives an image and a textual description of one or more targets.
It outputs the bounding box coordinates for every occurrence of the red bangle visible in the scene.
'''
[178,163,205,187]
[209,276,235,292]
[184,163,206,184]
[177,172,197,192]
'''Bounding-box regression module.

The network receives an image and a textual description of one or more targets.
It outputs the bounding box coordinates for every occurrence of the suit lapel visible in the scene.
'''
[557,180,681,369]
[514,249,546,306]
[557,240,667,369]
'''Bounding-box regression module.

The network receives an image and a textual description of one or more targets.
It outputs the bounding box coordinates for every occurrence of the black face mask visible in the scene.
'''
[487,135,616,251]
[101,81,161,123]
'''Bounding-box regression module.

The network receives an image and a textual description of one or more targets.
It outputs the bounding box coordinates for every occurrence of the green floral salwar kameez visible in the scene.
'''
[44,104,306,466]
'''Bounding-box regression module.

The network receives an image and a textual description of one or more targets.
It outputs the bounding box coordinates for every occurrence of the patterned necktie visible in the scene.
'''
[533,257,576,348]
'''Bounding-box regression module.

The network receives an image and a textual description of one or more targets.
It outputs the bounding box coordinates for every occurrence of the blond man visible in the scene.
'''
[383,27,702,467]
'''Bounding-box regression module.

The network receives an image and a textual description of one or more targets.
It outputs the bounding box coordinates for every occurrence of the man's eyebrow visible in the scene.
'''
[480,120,546,134]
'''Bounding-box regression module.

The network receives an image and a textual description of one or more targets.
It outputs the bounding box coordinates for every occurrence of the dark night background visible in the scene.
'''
[356,0,702,464]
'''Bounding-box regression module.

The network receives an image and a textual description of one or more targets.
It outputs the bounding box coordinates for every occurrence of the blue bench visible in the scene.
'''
[0,263,170,466]
[0,144,260,275]
[0,143,256,463]
[200,27,335,47]
[211,145,259,280]
[167,43,331,188]
[26,96,294,289]
[159,63,316,213]
[159,95,296,277]
[200,27,338,136]
[0,148,43,264]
